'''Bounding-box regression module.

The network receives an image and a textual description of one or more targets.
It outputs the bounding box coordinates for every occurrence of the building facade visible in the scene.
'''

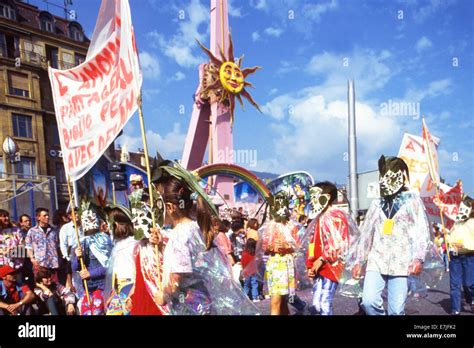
[0,0,89,214]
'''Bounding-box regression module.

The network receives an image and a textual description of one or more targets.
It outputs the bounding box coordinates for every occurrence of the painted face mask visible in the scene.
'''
[271,192,290,221]
[455,201,472,222]
[379,169,405,197]
[80,208,99,233]
[308,186,331,219]
[378,155,409,197]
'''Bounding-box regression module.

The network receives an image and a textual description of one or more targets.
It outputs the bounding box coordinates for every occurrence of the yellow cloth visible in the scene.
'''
[447,219,474,253]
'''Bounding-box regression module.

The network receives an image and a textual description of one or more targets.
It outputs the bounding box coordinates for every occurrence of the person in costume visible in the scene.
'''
[351,155,430,315]
[305,182,355,315]
[149,160,259,315]
[445,195,474,314]
[261,191,299,315]
[104,207,138,315]
[71,202,113,315]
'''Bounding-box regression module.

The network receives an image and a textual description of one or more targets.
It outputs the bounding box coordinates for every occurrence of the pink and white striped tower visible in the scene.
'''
[182,0,235,205]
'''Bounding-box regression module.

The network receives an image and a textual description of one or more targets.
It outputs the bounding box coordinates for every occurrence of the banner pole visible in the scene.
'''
[112,182,117,205]
[137,93,162,290]
[66,176,92,308]
[435,184,451,262]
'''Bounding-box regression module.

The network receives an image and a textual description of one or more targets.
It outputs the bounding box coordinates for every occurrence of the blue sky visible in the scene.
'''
[34,0,473,193]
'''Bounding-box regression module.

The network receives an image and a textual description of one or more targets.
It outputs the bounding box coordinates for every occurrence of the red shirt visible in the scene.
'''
[0,281,30,304]
[241,250,257,277]
[306,208,349,282]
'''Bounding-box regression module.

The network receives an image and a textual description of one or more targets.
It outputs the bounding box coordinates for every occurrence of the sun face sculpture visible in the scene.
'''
[196,33,261,124]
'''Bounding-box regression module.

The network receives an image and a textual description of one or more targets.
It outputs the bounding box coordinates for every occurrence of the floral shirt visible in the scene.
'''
[25,225,60,269]
[0,227,23,269]
[356,191,430,276]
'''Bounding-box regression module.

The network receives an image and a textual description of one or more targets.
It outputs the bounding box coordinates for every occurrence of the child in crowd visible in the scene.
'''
[241,238,259,302]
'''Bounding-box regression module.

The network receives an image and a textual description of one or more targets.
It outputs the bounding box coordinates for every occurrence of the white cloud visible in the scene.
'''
[398,0,456,23]
[250,0,267,10]
[147,0,208,68]
[251,31,260,42]
[304,0,339,22]
[415,36,433,53]
[170,71,186,82]
[305,48,395,100]
[119,123,187,159]
[228,0,243,17]
[264,27,283,38]
[260,92,402,178]
[139,51,161,78]
[404,79,452,103]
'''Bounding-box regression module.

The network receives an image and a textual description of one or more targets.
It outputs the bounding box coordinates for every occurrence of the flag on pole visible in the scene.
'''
[432,180,463,222]
[49,0,142,181]
[422,118,440,186]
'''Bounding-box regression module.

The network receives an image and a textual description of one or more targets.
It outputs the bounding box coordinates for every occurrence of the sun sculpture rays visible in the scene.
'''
[196,33,261,124]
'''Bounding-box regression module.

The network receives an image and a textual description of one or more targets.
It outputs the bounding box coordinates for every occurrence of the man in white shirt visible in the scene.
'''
[59,209,83,290]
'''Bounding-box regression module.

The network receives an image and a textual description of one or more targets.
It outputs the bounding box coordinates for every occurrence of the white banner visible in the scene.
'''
[398,132,442,225]
[49,0,142,181]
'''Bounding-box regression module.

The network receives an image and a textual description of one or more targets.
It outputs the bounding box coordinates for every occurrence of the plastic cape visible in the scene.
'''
[339,191,444,298]
[73,232,113,300]
[104,236,139,309]
[302,207,358,283]
[162,221,259,315]
[249,220,300,284]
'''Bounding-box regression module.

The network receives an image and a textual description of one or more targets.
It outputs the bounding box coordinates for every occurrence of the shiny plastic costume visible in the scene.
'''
[104,236,138,315]
[162,221,259,315]
[340,191,443,298]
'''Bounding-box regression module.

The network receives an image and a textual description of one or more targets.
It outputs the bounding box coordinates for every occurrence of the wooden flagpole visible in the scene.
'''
[137,93,162,290]
[422,117,450,261]
[66,176,92,307]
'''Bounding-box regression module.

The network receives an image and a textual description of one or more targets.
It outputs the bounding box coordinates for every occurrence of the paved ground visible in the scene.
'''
[254,272,474,315]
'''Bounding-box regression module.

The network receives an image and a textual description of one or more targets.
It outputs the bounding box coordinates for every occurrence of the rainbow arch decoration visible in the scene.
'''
[194,163,271,201]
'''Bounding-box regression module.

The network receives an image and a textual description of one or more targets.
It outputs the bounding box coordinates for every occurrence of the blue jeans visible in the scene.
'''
[310,276,338,315]
[362,271,408,315]
[243,275,259,300]
[449,253,474,313]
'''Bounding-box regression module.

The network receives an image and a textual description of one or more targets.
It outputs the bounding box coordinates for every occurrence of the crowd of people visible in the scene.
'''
[0,156,473,316]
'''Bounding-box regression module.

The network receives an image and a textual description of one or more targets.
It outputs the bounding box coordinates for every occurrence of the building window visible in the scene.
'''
[55,162,66,183]
[40,12,55,33]
[52,125,60,145]
[15,157,36,179]
[46,45,59,69]
[12,114,33,139]
[8,71,30,98]
[0,156,4,178]
[74,53,86,66]
[0,33,19,58]
[69,24,83,42]
[0,3,16,20]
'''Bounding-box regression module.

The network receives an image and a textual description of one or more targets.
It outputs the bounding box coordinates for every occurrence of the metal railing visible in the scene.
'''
[0,44,78,70]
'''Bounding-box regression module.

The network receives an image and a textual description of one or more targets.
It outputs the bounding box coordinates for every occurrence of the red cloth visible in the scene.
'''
[130,250,163,316]
[241,250,256,278]
[306,209,349,282]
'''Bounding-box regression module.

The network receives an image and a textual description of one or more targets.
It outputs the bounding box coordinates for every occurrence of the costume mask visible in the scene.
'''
[455,201,472,222]
[378,155,409,197]
[308,186,331,219]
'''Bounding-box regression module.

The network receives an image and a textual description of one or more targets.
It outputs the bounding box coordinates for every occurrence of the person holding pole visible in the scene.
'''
[71,202,112,315]
[446,195,474,314]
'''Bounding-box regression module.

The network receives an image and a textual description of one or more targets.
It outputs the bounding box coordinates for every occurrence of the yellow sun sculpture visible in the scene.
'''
[196,33,261,125]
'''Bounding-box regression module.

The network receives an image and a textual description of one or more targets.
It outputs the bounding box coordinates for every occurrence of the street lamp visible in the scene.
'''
[2,136,20,164]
